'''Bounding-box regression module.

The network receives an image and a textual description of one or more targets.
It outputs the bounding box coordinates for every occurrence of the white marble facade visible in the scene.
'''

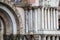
[0,0,60,40]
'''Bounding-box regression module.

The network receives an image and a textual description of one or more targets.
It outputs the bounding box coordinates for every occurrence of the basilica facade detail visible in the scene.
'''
[0,0,60,40]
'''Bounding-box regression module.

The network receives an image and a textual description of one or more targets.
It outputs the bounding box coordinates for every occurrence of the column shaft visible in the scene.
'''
[20,36,23,40]
[56,10,59,29]
[56,36,59,40]
[37,8,41,32]
[47,36,50,40]
[53,8,56,30]
[43,36,46,40]
[25,9,29,33]
[51,8,54,30]
[45,8,48,30]
[52,36,55,40]
[34,9,38,33]
[39,35,41,40]
[48,8,50,30]
[29,9,33,34]
[42,7,44,30]
[28,9,31,33]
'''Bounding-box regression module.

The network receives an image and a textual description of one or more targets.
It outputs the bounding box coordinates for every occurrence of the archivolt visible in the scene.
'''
[0,2,20,35]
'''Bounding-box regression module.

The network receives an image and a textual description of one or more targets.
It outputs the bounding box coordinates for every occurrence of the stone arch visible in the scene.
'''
[0,2,20,35]
[59,0,60,6]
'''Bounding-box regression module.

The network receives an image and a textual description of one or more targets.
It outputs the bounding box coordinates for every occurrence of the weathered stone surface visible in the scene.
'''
[0,0,60,40]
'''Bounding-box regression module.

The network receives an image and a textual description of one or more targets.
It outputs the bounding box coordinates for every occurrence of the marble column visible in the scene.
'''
[48,8,50,30]
[56,36,59,40]
[42,36,46,40]
[47,36,50,40]
[45,8,48,30]
[56,9,59,30]
[29,9,33,34]
[34,9,38,33]
[52,36,55,40]
[25,9,29,33]
[28,10,31,33]
[20,36,23,40]
[37,8,41,32]
[53,8,56,30]
[23,35,28,40]
[39,35,41,40]
[51,8,54,30]
[20,37,22,40]
[32,9,35,33]
[42,7,44,30]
